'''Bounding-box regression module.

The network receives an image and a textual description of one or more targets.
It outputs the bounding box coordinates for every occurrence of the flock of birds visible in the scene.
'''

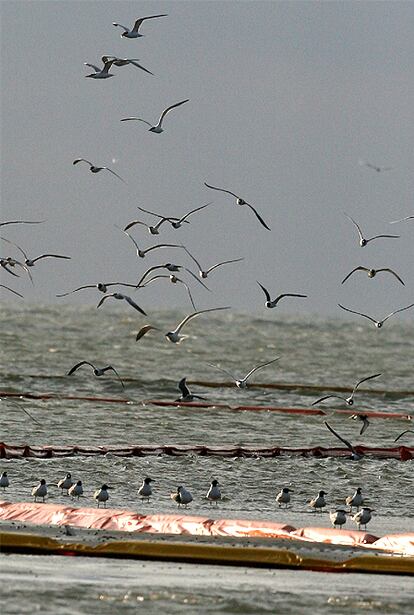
[0,471,373,531]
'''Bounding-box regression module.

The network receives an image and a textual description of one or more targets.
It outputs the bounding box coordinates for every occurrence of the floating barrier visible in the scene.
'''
[0,501,413,573]
[0,442,413,460]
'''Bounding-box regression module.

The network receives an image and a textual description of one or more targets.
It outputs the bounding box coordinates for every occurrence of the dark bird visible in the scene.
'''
[170,485,193,507]
[138,477,153,502]
[96,292,147,316]
[0,284,23,298]
[350,414,370,435]
[257,282,307,308]
[73,158,126,183]
[338,303,414,328]
[324,421,364,460]
[344,213,399,247]
[67,361,125,388]
[84,57,116,79]
[312,373,381,407]
[341,266,405,286]
[346,487,363,512]
[206,480,221,505]
[0,220,45,227]
[359,159,393,173]
[394,430,414,442]
[175,377,207,402]
[204,182,271,230]
[113,14,167,38]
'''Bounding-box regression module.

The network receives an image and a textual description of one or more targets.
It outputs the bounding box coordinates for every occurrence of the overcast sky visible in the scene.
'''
[1,0,413,318]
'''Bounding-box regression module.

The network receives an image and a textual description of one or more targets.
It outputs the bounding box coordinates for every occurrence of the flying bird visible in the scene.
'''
[350,414,370,435]
[96,292,147,316]
[207,357,280,388]
[73,159,126,183]
[141,274,196,310]
[394,429,414,442]
[124,218,169,235]
[204,182,270,230]
[175,377,207,402]
[359,159,393,173]
[183,247,243,279]
[338,303,414,328]
[119,227,183,259]
[257,282,307,308]
[0,284,23,298]
[84,57,116,79]
[121,99,189,133]
[136,264,209,291]
[56,281,137,297]
[312,373,381,407]
[324,421,364,461]
[0,220,45,227]
[67,361,125,388]
[341,266,405,286]
[1,236,70,268]
[0,255,33,284]
[112,14,167,38]
[344,213,399,247]
[101,55,153,75]
[135,324,160,342]
[389,215,414,224]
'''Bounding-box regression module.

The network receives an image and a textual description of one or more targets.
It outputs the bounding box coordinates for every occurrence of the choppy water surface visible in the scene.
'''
[1,304,413,613]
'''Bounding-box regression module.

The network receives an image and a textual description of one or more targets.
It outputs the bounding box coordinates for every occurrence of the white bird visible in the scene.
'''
[207,357,280,388]
[345,487,363,512]
[330,509,347,529]
[0,471,9,491]
[119,227,183,259]
[338,303,414,328]
[112,14,167,38]
[121,99,189,133]
[68,480,83,499]
[138,477,153,502]
[175,377,207,402]
[136,264,209,291]
[390,215,414,224]
[96,292,147,316]
[341,266,405,286]
[124,218,169,235]
[73,159,126,183]
[101,55,153,75]
[206,480,221,505]
[352,507,374,531]
[56,281,137,297]
[57,473,73,494]
[94,484,111,508]
[141,274,196,310]
[344,213,399,247]
[0,284,23,298]
[171,485,193,507]
[276,487,293,509]
[359,159,393,173]
[309,490,327,512]
[67,361,125,389]
[1,236,71,268]
[84,57,116,79]
[0,255,34,284]
[183,247,244,279]
[204,182,270,230]
[165,306,231,344]
[257,282,307,308]
[32,479,47,502]
[312,373,381,407]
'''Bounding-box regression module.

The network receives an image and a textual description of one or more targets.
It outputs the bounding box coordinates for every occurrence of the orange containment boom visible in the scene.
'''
[0,442,413,460]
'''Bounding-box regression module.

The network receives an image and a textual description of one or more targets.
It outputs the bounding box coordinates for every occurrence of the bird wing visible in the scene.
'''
[136,324,159,341]
[31,254,71,263]
[183,246,202,273]
[177,202,211,224]
[204,182,239,199]
[324,421,355,452]
[353,373,381,394]
[127,60,154,75]
[96,294,113,308]
[359,418,370,435]
[173,306,230,335]
[0,236,28,260]
[73,158,92,166]
[389,215,414,224]
[120,117,153,127]
[178,378,191,397]
[344,213,364,241]
[383,303,414,323]
[180,280,196,310]
[0,284,23,298]
[56,285,95,297]
[112,22,129,32]
[137,205,167,219]
[206,258,244,275]
[104,168,127,184]
[184,267,211,290]
[394,429,414,442]
[84,63,100,73]
[377,269,405,285]
[123,295,147,316]
[274,293,307,306]
[67,361,94,376]
[0,220,45,227]
[312,394,346,405]
[338,304,377,324]
[124,220,147,231]
[244,202,271,230]
[143,243,182,255]
[207,363,236,380]
[243,357,280,382]
[118,227,141,255]
[158,99,189,126]
[136,266,163,287]
[367,234,400,242]
[257,281,271,302]
[141,274,168,286]
[132,14,168,33]
[105,366,125,388]
[341,266,367,284]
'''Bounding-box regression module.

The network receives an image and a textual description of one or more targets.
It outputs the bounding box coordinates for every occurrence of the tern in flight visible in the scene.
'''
[183,246,243,279]
[0,255,33,284]
[136,264,210,291]
[56,281,137,297]
[0,236,70,268]
[121,99,189,133]
[312,373,381,406]
[101,55,153,75]
[135,306,230,344]
[349,414,370,435]
[204,182,270,230]
[175,377,207,402]
[84,57,116,79]
[341,266,405,286]
[358,159,393,173]
[67,361,125,388]
[344,213,399,247]
[338,303,414,328]
[124,218,169,235]
[207,357,280,388]
[73,159,126,183]
[113,14,167,38]
[140,274,197,310]
[0,220,45,227]
[96,292,147,315]
[389,215,414,224]
[135,204,204,230]
[119,227,183,259]
[324,421,364,460]
[257,282,307,308]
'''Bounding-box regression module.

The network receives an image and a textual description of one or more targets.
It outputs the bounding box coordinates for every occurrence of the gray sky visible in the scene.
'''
[1,0,414,317]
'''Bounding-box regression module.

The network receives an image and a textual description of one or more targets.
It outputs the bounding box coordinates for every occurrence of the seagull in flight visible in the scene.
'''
[324,421,364,461]
[204,182,270,230]
[0,255,33,284]
[121,99,189,133]
[135,306,230,344]
[0,284,23,298]
[0,236,70,268]
[56,281,137,297]
[257,282,307,308]
[140,274,197,310]
[389,215,414,224]
[338,303,414,328]
[136,264,210,291]
[119,227,183,259]
[124,218,170,235]
[113,14,167,38]
[125,203,210,232]
[101,55,153,75]
[341,266,405,286]
[183,247,243,279]
[207,357,280,388]
[349,414,370,435]
[175,377,207,402]
[67,361,125,388]
[344,213,399,247]
[73,159,126,183]
[312,373,381,406]
[84,57,116,79]
[359,159,393,173]
[96,292,147,315]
